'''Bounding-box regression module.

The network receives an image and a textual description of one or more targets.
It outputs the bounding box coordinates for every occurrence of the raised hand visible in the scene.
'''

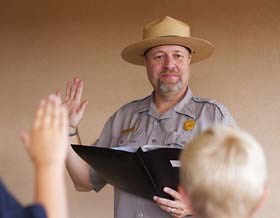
[153,187,192,218]
[20,94,69,218]
[20,94,69,167]
[57,77,88,129]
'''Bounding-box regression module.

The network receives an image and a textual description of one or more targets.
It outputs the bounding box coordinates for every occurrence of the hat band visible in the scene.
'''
[143,44,193,57]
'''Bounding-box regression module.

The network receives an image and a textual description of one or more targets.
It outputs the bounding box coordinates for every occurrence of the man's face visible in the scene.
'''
[144,45,192,96]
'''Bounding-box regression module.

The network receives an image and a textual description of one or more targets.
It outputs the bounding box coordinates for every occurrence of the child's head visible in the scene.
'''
[180,125,267,218]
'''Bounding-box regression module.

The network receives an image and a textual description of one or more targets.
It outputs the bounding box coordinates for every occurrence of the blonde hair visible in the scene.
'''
[180,125,267,218]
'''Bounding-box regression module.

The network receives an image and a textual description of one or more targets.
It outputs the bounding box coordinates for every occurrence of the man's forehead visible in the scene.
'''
[146,45,190,55]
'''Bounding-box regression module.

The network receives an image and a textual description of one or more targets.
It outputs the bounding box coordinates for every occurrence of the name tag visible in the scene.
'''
[121,127,135,134]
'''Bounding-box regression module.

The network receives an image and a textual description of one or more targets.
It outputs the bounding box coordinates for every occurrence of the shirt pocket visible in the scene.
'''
[164,131,193,148]
[116,128,146,148]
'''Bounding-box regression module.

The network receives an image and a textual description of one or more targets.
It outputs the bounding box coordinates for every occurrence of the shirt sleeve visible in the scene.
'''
[215,103,237,127]
[0,180,47,218]
[89,115,117,191]
[25,204,47,218]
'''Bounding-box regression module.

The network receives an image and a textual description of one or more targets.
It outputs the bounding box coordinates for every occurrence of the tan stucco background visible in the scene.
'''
[0,0,279,217]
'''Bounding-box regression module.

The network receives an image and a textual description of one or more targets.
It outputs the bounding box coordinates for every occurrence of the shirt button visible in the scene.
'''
[138,213,144,217]
[152,139,157,144]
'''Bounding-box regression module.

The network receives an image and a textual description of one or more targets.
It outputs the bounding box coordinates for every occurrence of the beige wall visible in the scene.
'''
[1,0,279,218]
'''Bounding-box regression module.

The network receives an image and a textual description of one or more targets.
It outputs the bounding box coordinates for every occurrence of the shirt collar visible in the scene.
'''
[133,95,153,113]
[134,88,196,119]
[173,88,196,119]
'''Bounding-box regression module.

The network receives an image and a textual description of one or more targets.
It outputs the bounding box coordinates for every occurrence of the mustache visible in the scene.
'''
[159,69,179,75]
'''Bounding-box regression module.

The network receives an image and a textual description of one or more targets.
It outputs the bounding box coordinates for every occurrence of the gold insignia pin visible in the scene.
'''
[183,120,195,131]
[121,127,135,135]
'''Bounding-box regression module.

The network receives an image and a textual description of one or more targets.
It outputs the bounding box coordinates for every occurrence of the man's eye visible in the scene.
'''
[175,54,184,58]
[154,55,163,60]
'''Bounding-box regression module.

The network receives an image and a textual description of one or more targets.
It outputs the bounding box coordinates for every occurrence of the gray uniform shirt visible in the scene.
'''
[90,89,236,218]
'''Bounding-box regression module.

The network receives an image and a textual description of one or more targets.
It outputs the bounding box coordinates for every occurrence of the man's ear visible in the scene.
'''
[188,54,192,64]
[143,56,147,67]
[178,185,192,209]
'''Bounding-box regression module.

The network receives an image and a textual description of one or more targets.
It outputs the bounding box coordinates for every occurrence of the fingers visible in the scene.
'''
[60,106,69,133]
[43,96,53,127]
[74,79,83,101]
[57,77,86,128]
[153,196,176,209]
[34,94,65,129]
[21,93,69,167]
[51,95,60,127]
[69,79,76,100]
[65,77,82,101]
[153,187,192,217]
[47,94,65,128]
[65,81,72,101]
[153,197,182,217]
[153,187,181,208]
[153,196,189,217]
[163,187,182,201]
[78,100,88,115]
[168,207,181,217]
[55,90,62,104]
[33,99,46,129]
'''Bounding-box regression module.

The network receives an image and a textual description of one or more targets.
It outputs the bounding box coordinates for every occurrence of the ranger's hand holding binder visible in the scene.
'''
[71,144,182,200]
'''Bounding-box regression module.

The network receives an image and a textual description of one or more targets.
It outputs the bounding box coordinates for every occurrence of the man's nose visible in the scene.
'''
[163,56,176,70]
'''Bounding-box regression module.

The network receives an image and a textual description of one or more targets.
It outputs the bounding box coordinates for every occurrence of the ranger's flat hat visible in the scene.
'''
[121,16,214,66]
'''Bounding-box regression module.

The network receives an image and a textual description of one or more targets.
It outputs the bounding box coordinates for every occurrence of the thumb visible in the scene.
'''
[78,100,88,115]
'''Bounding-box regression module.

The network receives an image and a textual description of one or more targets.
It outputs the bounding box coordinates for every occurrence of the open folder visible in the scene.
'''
[71,144,182,200]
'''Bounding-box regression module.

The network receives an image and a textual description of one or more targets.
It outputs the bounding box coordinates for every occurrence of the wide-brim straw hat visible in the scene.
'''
[121,16,214,66]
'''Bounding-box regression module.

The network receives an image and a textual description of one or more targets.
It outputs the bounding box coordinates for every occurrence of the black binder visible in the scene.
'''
[71,144,182,200]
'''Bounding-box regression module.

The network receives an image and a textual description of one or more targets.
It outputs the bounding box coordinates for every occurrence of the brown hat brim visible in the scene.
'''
[121,36,214,66]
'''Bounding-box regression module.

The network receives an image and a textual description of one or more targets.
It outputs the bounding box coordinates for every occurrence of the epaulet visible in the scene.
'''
[116,95,151,113]
[120,95,150,107]
[192,96,217,105]
[192,96,228,116]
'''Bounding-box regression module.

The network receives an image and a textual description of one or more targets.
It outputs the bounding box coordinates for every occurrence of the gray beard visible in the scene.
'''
[157,80,183,94]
